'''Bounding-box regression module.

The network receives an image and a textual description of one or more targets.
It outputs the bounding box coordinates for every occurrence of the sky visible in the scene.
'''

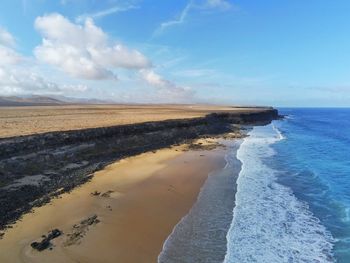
[0,0,350,106]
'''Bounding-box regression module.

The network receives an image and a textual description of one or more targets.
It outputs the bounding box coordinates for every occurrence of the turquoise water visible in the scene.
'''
[273,109,350,262]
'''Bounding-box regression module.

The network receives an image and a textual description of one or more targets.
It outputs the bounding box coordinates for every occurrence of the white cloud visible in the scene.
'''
[0,67,58,95]
[140,69,170,87]
[34,13,151,80]
[76,5,138,23]
[205,0,232,10]
[140,69,194,102]
[0,26,90,97]
[0,27,16,47]
[154,0,233,35]
[0,67,88,96]
[0,46,22,65]
[0,27,23,65]
[154,1,193,35]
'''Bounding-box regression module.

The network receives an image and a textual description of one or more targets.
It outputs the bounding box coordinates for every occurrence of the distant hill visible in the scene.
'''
[0,95,113,106]
[0,96,65,106]
[52,95,115,105]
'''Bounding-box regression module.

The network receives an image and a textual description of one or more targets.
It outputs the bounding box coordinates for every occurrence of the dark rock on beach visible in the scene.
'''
[64,214,100,246]
[30,229,62,251]
[91,191,101,196]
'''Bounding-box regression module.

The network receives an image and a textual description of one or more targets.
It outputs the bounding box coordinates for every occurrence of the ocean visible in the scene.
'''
[159,108,350,263]
[271,108,350,262]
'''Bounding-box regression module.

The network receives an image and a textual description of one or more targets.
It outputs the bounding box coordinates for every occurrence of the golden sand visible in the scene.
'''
[0,141,227,263]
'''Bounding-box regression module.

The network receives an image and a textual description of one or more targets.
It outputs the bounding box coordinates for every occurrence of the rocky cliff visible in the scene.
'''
[0,108,279,232]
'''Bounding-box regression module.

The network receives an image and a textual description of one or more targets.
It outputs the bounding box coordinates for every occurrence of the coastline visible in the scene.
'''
[0,108,279,232]
[0,139,229,263]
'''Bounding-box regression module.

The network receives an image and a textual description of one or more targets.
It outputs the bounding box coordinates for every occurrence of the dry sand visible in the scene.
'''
[0,140,227,263]
[0,104,264,138]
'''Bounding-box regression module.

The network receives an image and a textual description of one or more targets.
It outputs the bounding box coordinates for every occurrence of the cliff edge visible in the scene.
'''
[0,108,280,232]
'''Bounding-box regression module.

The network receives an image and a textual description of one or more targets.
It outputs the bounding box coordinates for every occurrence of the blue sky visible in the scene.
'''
[0,0,350,106]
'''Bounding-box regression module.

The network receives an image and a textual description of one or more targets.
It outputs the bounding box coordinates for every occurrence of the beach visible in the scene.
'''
[0,138,229,263]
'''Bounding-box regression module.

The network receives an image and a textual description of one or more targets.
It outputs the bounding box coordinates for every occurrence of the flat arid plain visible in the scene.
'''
[0,104,269,138]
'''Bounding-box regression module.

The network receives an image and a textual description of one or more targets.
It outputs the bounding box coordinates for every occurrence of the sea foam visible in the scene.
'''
[158,141,241,263]
[223,124,335,263]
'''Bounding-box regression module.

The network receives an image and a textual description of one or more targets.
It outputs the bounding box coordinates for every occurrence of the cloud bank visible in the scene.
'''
[0,12,195,102]
[0,67,88,96]
[0,24,88,96]
[0,27,23,65]
[140,69,194,102]
[34,14,151,80]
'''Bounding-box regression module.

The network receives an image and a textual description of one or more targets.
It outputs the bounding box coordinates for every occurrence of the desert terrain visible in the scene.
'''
[0,104,269,138]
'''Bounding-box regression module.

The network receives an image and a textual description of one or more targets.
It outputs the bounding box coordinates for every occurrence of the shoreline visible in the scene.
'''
[159,140,242,263]
[0,138,230,263]
[224,123,335,262]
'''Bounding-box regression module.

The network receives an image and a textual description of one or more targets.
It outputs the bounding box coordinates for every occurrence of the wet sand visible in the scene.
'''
[0,140,227,263]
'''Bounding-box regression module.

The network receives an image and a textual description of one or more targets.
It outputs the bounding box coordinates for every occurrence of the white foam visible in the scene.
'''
[223,124,335,263]
[272,123,285,140]
[158,141,242,263]
[342,207,350,223]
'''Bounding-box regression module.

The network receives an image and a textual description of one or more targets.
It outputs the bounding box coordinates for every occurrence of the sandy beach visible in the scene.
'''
[0,139,228,263]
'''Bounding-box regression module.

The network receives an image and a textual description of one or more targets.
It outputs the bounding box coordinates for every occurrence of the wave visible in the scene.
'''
[284,115,295,120]
[158,141,242,263]
[272,123,285,140]
[223,124,335,263]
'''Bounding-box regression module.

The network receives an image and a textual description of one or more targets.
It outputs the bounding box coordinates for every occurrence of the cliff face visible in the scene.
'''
[0,109,278,157]
[0,108,279,231]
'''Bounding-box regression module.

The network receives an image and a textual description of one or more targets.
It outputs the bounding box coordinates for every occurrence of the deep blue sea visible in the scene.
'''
[159,108,350,263]
[272,108,350,262]
[224,109,350,262]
